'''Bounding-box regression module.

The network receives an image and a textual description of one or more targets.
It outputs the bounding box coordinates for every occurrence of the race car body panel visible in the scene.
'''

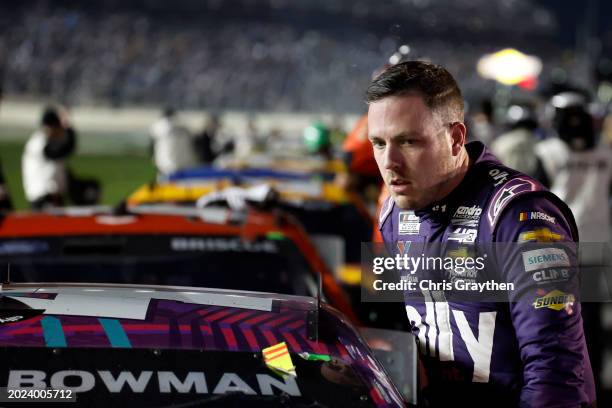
[0,209,358,323]
[0,283,405,407]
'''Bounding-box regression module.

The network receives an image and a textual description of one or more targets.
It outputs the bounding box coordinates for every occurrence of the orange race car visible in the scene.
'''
[0,205,358,324]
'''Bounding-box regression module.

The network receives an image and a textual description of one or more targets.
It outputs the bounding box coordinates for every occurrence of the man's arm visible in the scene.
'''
[494,193,594,407]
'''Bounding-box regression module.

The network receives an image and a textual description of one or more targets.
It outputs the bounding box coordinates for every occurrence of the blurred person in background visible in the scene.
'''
[490,102,549,186]
[468,98,498,146]
[340,114,382,198]
[0,81,13,211]
[535,91,612,398]
[22,106,75,209]
[338,47,415,238]
[535,92,611,252]
[303,121,333,160]
[149,107,199,176]
[193,113,233,164]
[339,111,386,242]
[329,115,347,147]
[234,117,256,159]
[245,116,266,153]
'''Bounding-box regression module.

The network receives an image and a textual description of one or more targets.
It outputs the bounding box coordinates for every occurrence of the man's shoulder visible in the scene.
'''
[465,154,577,241]
[488,178,577,242]
[150,119,171,137]
[484,174,543,229]
[378,195,395,229]
[24,130,46,152]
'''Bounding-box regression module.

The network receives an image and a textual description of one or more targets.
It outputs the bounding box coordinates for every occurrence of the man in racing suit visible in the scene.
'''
[367,61,595,406]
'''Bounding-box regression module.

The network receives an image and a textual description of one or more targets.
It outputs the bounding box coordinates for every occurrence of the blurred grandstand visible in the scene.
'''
[0,0,581,113]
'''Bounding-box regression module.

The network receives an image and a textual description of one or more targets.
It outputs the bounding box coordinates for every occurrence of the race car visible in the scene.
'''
[0,206,357,323]
[0,283,415,406]
[127,174,373,264]
[126,176,407,330]
[211,152,347,181]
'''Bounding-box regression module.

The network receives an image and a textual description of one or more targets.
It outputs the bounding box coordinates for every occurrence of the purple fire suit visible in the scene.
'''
[379,142,595,407]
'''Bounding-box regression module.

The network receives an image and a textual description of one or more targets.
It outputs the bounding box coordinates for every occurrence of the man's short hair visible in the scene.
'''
[366,60,464,122]
[41,107,61,128]
[163,106,176,118]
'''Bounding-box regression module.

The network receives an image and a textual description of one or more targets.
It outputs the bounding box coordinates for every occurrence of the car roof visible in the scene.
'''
[0,282,341,353]
[0,282,405,406]
[0,206,287,237]
[127,179,353,207]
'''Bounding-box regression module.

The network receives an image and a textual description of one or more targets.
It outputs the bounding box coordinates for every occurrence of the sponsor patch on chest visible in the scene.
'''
[398,211,420,235]
[451,205,482,227]
[447,227,478,243]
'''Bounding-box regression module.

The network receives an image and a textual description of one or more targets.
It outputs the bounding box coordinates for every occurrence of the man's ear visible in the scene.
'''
[450,122,467,156]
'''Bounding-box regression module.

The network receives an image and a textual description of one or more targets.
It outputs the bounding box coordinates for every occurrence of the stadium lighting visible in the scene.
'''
[477,48,542,86]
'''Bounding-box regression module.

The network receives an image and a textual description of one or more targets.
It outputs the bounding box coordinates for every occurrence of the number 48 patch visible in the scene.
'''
[448,228,477,243]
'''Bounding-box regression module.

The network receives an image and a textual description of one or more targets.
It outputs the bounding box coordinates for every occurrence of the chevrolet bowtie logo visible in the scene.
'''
[519,228,563,242]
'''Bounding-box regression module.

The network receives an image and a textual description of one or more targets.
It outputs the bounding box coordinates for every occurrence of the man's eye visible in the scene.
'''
[371,140,385,149]
[400,139,416,146]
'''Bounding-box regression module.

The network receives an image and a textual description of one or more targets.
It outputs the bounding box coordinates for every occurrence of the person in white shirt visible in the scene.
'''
[22,107,75,209]
[535,91,611,396]
[535,92,612,249]
[149,108,198,177]
[491,103,549,186]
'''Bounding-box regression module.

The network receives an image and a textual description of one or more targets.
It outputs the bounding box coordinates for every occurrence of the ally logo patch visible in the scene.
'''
[396,241,411,255]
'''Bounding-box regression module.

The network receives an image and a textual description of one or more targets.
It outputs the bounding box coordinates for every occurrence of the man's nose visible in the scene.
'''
[382,143,402,171]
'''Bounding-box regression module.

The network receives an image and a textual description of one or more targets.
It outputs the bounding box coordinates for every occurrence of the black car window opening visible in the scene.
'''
[0,236,316,297]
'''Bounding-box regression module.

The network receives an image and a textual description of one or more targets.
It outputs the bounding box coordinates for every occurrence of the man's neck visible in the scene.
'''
[432,147,472,205]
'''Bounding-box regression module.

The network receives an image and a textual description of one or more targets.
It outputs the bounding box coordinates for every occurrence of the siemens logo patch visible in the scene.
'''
[522,248,570,272]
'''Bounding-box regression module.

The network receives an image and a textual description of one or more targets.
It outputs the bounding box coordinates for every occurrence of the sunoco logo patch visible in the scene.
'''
[533,290,575,311]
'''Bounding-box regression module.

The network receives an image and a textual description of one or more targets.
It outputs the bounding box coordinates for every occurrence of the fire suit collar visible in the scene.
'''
[414,142,495,218]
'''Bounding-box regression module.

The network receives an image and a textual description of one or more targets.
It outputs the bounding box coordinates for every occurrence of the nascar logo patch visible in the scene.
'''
[519,212,556,223]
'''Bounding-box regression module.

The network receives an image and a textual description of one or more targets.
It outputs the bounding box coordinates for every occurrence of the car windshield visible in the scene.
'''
[0,348,377,407]
[0,235,316,296]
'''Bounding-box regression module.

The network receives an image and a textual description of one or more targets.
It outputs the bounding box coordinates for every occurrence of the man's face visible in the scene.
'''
[368,94,457,210]
[43,125,65,140]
